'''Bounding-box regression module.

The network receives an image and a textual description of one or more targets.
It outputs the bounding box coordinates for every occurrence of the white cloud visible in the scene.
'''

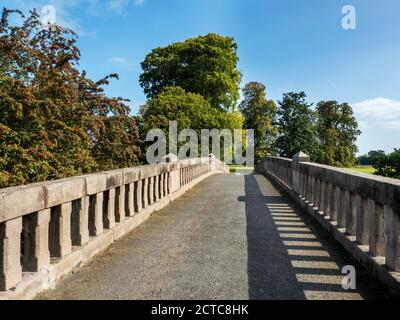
[107,0,145,14]
[351,98,400,131]
[134,0,145,6]
[110,57,129,64]
[2,0,144,34]
[109,57,137,70]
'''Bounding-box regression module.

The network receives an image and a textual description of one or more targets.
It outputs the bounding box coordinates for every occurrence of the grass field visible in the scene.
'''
[348,166,375,175]
[228,165,255,173]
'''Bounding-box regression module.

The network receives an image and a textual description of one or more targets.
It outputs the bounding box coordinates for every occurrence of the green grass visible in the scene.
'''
[348,166,375,175]
[228,164,255,173]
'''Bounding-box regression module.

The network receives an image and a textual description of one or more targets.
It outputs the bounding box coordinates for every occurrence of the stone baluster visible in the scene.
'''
[134,180,142,213]
[0,218,22,290]
[369,201,386,257]
[71,196,89,246]
[384,206,400,271]
[22,209,51,272]
[89,193,104,237]
[50,202,72,258]
[103,189,116,229]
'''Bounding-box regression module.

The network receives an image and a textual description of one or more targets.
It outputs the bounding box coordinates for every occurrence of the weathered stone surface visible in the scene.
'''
[89,193,103,236]
[293,151,310,163]
[139,165,158,179]
[123,168,140,184]
[49,203,72,258]
[71,197,89,246]
[0,185,45,223]
[22,209,51,272]
[84,174,107,195]
[104,170,123,189]
[115,186,125,223]
[0,217,22,290]
[43,178,85,208]
[103,189,116,229]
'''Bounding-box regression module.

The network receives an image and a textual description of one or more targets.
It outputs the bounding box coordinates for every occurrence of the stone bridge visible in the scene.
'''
[0,154,399,300]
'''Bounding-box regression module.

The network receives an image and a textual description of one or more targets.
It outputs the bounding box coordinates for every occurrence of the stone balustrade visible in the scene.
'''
[0,156,228,299]
[257,152,400,296]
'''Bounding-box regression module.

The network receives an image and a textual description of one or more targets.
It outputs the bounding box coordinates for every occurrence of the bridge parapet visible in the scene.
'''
[0,156,228,299]
[258,153,400,297]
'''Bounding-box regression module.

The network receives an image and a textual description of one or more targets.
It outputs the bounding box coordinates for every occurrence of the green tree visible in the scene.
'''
[138,86,243,158]
[139,33,241,111]
[239,82,278,163]
[357,150,386,165]
[374,149,400,179]
[0,8,140,188]
[316,101,360,167]
[275,92,320,160]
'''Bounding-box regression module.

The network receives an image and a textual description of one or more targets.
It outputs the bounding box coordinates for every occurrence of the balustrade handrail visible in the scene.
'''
[258,153,400,294]
[0,156,228,297]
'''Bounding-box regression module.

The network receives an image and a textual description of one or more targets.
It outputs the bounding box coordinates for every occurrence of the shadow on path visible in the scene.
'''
[241,174,388,300]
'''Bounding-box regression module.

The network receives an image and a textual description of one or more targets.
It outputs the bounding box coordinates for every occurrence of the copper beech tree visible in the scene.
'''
[0,8,140,188]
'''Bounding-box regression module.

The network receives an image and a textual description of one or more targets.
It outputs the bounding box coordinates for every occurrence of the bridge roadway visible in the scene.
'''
[38,173,388,300]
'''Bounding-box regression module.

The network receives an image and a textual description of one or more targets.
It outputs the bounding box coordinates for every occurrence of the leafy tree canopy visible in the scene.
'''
[239,82,278,163]
[373,149,400,179]
[139,33,241,111]
[0,8,140,188]
[357,150,386,166]
[316,100,360,167]
[275,92,320,160]
[138,86,243,157]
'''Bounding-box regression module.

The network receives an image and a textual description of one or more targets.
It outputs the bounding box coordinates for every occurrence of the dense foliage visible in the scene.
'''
[138,86,243,158]
[275,92,320,160]
[373,149,400,179]
[239,82,277,163]
[357,150,386,166]
[273,92,361,167]
[0,9,140,188]
[316,101,360,167]
[139,33,241,111]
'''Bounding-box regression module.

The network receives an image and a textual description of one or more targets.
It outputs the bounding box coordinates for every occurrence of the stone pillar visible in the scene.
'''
[71,196,89,246]
[356,197,369,245]
[311,177,317,207]
[320,181,327,215]
[142,179,148,209]
[154,175,159,202]
[104,189,116,229]
[23,209,50,272]
[337,189,350,228]
[164,172,169,195]
[159,174,164,199]
[50,202,72,258]
[127,183,135,217]
[89,193,103,237]
[148,177,154,205]
[0,217,22,290]
[292,152,310,195]
[325,183,333,219]
[134,180,142,213]
[369,201,386,257]
[332,186,340,222]
[384,206,400,271]
[347,193,359,236]
[115,186,125,223]
[315,179,321,210]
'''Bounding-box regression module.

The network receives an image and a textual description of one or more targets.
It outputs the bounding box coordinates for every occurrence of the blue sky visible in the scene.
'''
[3,0,400,155]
